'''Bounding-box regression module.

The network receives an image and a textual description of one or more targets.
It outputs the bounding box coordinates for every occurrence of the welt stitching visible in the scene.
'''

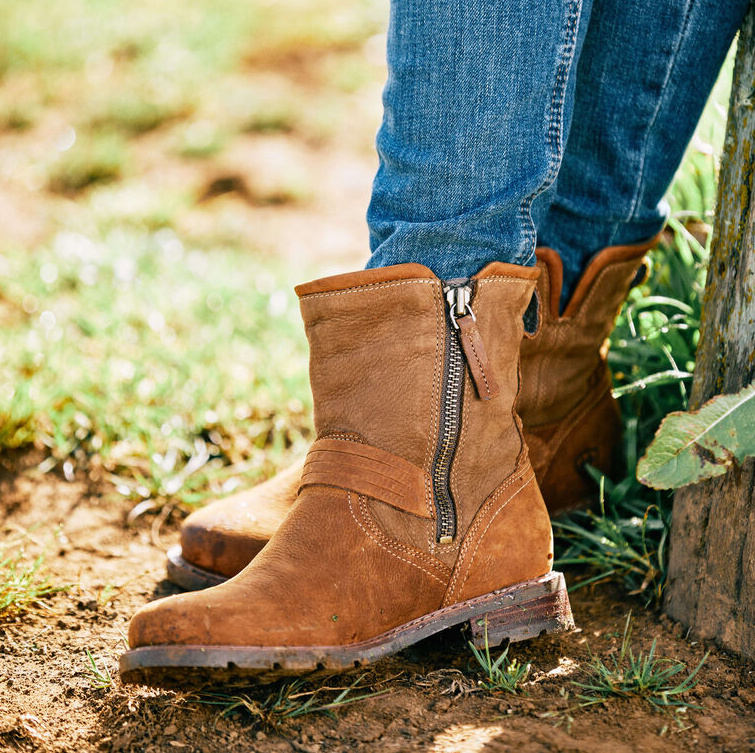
[350,492,450,581]
[456,475,536,598]
[300,279,437,301]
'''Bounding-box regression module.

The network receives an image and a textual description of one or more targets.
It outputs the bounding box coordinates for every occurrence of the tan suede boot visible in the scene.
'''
[121,262,572,686]
[518,239,655,514]
[166,240,654,591]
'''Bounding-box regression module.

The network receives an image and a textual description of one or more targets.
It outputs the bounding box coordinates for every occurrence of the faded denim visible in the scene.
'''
[366,0,749,300]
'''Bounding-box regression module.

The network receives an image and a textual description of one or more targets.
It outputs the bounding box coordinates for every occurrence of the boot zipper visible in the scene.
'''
[432,280,474,543]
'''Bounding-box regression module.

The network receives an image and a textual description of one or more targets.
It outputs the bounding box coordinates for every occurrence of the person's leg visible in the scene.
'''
[535,0,750,307]
[366,0,591,279]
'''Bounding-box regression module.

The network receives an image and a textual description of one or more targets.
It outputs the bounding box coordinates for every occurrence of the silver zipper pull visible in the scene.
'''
[444,283,476,329]
[444,281,499,401]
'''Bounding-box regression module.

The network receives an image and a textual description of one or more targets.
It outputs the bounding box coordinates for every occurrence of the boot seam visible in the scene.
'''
[299,279,438,301]
[444,463,533,605]
[527,362,612,434]
[452,473,539,604]
[529,369,615,481]
[427,283,445,554]
[348,492,450,585]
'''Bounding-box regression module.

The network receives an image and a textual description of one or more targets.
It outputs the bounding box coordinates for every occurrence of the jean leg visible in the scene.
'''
[366,0,586,279]
[535,0,750,306]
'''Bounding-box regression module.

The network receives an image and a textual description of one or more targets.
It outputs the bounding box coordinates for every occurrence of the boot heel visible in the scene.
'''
[467,571,574,649]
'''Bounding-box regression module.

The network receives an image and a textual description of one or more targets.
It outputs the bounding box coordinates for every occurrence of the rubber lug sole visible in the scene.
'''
[166,545,228,591]
[120,571,574,688]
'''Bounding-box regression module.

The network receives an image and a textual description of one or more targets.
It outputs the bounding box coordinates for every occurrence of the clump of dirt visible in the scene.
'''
[1,470,754,753]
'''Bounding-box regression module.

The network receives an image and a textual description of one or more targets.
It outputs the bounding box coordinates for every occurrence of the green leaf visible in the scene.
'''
[637,382,755,490]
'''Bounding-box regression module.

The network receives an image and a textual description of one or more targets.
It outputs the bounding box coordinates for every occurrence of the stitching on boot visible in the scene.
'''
[464,325,492,396]
[355,494,448,575]
[475,277,534,288]
[577,262,639,324]
[321,432,366,444]
[425,281,444,472]
[347,492,450,585]
[427,284,445,553]
[444,463,531,603]
[300,279,438,301]
[454,474,537,601]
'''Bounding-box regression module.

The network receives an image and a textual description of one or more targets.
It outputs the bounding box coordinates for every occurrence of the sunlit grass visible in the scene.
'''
[0,228,312,512]
[573,614,707,712]
[0,549,68,620]
[47,129,129,194]
[468,634,531,694]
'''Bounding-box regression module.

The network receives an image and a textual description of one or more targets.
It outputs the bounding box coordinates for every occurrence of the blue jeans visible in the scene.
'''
[366,0,749,303]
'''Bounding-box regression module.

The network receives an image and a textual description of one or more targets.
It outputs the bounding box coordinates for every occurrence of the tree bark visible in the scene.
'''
[664,5,755,659]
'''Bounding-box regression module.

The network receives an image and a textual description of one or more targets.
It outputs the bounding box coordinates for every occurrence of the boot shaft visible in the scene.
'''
[519,240,655,427]
[296,262,540,547]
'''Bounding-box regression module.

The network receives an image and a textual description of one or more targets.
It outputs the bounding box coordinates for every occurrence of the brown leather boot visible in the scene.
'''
[519,239,655,515]
[166,240,654,590]
[121,262,572,686]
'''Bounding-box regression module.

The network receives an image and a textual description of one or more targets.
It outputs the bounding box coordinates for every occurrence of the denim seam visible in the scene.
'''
[519,0,582,261]
[625,0,694,221]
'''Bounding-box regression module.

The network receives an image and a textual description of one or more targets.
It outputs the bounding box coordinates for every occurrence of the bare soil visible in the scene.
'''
[1,466,754,753]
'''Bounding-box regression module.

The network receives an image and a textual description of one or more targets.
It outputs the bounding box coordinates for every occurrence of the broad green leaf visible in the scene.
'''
[637,382,755,490]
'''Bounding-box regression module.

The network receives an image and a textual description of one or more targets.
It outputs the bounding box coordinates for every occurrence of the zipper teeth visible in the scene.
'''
[431,302,466,541]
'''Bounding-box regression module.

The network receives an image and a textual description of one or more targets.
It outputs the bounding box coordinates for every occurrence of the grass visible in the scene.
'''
[0,229,312,513]
[84,648,114,690]
[0,550,68,620]
[194,675,389,729]
[47,130,129,194]
[468,633,531,694]
[572,614,707,712]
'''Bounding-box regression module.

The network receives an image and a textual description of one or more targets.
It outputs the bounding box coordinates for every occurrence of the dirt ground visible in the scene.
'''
[1,461,754,753]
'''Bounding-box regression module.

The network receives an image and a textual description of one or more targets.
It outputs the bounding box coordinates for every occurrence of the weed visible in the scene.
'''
[0,551,68,620]
[553,477,669,603]
[572,614,707,711]
[84,649,114,690]
[195,675,389,729]
[468,627,530,694]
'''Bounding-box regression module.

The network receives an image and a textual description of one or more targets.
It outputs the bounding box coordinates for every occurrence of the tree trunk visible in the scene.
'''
[664,5,755,659]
